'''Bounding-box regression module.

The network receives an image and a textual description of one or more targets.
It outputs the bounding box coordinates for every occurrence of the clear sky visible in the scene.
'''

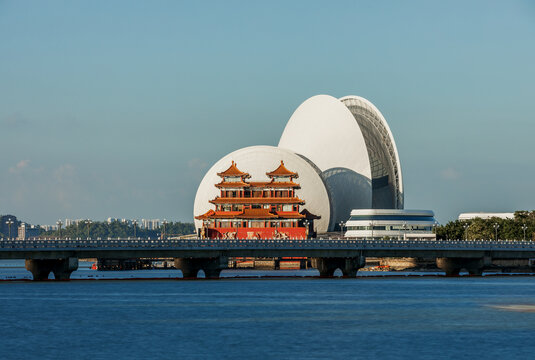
[1,0,534,225]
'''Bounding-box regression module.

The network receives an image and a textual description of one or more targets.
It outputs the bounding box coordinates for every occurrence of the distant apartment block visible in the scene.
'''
[141,219,161,230]
[17,223,40,240]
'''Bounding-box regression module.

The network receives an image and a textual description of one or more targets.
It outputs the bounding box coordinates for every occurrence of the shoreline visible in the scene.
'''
[2,271,535,282]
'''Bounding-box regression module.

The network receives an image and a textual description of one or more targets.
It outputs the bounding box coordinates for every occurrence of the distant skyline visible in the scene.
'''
[1,1,534,225]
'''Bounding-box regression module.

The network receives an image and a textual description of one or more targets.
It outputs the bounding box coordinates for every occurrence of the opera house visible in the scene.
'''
[194,94,404,238]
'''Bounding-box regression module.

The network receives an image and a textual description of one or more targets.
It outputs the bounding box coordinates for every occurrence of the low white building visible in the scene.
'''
[458,212,514,221]
[344,209,437,240]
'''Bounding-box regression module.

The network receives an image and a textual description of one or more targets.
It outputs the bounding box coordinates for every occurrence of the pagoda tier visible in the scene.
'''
[196,160,319,240]
[210,197,305,205]
[215,180,301,189]
[217,161,251,179]
[248,181,300,188]
[215,180,251,188]
[266,160,298,178]
[195,208,305,221]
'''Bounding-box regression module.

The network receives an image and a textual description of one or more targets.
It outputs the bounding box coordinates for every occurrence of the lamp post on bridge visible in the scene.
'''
[303,219,309,239]
[339,221,345,239]
[6,219,14,239]
[57,219,63,239]
[522,224,528,241]
[132,219,138,238]
[86,219,92,239]
[493,223,500,242]
[162,219,168,240]
[463,223,469,241]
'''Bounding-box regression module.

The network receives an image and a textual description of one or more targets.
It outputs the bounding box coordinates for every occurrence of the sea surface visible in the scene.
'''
[1,262,535,359]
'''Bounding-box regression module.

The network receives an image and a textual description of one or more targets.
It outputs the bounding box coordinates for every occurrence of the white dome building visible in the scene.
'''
[194,146,331,233]
[193,94,403,234]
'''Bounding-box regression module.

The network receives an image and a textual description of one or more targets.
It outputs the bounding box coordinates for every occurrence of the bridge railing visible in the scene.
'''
[1,238,535,251]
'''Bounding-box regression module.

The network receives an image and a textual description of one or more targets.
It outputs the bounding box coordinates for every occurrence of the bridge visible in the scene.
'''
[2,238,535,280]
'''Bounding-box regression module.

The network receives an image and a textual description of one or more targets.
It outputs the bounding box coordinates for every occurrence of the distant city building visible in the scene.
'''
[17,223,40,240]
[17,224,25,240]
[344,209,437,240]
[458,213,515,221]
[64,219,85,227]
[40,224,58,231]
[141,219,161,230]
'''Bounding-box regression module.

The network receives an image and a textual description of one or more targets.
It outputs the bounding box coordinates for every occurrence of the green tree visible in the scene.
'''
[436,211,535,240]
[43,220,195,239]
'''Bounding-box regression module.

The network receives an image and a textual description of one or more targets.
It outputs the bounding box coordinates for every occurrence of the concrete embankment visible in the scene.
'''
[374,257,534,272]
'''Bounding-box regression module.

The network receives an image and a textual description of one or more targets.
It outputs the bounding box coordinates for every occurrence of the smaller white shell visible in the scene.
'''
[193,145,331,233]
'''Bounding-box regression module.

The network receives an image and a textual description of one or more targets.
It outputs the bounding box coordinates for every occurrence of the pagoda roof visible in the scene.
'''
[300,209,321,220]
[195,210,243,220]
[217,161,250,178]
[195,208,282,220]
[241,208,278,219]
[275,211,305,219]
[210,197,305,205]
[215,181,251,188]
[249,181,300,188]
[266,161,298,178]
[195,209,216,220]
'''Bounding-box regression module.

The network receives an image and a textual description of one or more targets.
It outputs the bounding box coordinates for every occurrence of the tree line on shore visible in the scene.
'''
[42,220,195,239]
[435,211,535,240]
[4,212,535,241]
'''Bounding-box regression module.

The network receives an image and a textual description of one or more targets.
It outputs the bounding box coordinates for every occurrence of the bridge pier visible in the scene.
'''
[311,257,365,277]
[25,258,79,281]
[436,257,490,276]
[174,257,228,279]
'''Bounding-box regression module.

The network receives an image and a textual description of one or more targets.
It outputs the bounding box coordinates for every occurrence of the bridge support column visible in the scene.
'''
[311,257,365,278]
[174,257,228,279]
[52,258,79,280]
[203,256,228,279]
[25,258,78,281]
[436,257,490,276]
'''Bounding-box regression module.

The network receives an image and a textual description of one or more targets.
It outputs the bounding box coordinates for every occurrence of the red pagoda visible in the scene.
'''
[195,161,318,239]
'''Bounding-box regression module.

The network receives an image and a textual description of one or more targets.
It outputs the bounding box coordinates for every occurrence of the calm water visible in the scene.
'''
[1,277,535,360]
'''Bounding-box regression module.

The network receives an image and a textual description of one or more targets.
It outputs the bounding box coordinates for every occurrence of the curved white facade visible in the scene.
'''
[340,96,403,209]
[279,95,373,180]
[345,209,436,240]
[278,95,373,231]
[193,94,404,234]
[193,146,331,232]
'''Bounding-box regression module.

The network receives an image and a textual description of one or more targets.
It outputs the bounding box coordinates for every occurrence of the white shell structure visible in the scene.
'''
[339,96,403,209]
[193,145,331,232]
[193,94,403,233]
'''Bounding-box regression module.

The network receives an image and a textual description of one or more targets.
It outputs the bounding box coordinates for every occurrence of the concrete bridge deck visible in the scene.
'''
[2,238,535,259]
[1,238,535,279]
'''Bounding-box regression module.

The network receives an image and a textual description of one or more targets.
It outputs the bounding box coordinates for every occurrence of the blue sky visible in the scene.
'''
[1,0,534,225]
